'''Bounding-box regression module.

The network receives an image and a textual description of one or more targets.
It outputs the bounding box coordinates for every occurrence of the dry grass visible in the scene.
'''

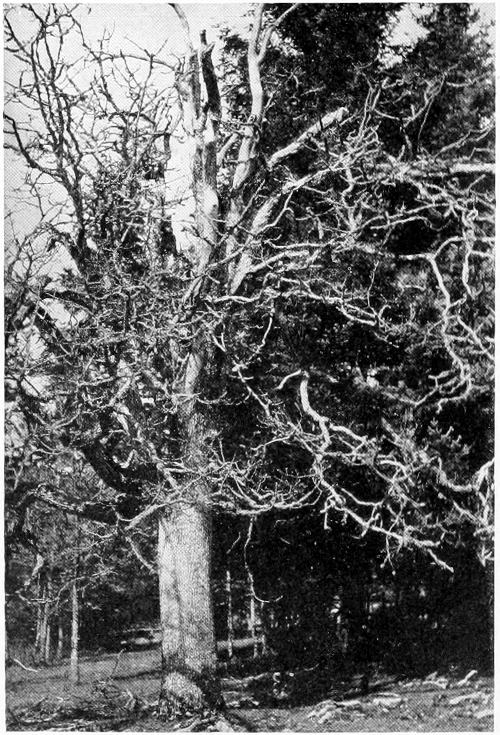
[7,649,161,710]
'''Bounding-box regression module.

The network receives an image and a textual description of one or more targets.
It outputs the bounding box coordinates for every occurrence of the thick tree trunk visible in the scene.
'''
[70,579,80,684]
[158,501,218,714]
[157,8,224,716]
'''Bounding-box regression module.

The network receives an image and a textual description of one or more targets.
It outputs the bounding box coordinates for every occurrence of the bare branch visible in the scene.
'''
[268,106,349,169]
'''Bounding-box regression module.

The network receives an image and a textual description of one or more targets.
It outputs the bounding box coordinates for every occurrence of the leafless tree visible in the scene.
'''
[5,3,493,713]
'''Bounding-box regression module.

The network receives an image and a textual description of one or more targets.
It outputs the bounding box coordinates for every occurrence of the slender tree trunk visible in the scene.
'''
[44,619,52,664]
[56,619,64,661]
[43,570,52,664]
[70,579,80,684]
[34,574,43,659]
[37,582,49,662]
[37,612,47,660]
[35,611,42,655]
[249,593,258,658]
[260,601,268,656]
[226,566,234,660]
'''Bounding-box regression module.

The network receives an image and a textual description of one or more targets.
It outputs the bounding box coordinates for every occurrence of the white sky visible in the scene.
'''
[85,3,253,48]
[4,3,253,60]
[41,2,496,51]
[4,3,494,63]
[3,4,253,246]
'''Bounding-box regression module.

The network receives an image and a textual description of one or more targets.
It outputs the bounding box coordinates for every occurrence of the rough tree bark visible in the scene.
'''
[158,503,217,712]
[157,414,219,711]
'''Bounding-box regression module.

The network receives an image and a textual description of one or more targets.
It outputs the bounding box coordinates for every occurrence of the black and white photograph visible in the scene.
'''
[4,1,494,731]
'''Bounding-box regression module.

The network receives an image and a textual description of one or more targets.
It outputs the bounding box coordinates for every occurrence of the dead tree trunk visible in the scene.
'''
[158,3,296,713]
[157,7,221,715]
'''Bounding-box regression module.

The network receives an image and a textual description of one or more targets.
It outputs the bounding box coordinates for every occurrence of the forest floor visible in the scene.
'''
[6,648,494,732]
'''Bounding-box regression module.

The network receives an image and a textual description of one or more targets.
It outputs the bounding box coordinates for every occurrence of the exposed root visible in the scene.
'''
[10,657,39,672]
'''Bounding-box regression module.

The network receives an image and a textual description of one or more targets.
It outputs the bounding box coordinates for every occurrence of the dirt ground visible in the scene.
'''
[5,649,494,732]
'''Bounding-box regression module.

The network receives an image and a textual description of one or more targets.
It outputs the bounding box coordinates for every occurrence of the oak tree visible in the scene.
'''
[5,2,493,713]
